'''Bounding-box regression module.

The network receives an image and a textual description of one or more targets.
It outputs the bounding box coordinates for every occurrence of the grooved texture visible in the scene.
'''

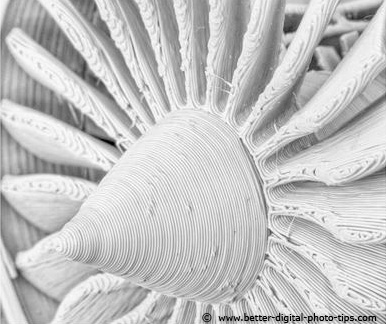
[2,0,385,322]
[6,28,138,148]
[37,0,155,134]
[57,110,267,304]
[1,1,100,322]
[2,174,97,233]
[51,273,148,324]
[1,100,120,171]
[15,234,98,301]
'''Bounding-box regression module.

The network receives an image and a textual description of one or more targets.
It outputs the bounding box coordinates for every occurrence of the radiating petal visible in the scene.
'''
[316,69,385,140]
[253,2,386,159]
[37,0,155,133]
[111,292,175,324]
[255,68,385,180]
[135,0,187,110]
[295,69,385,142]
[284,0,382,45]
[6,29,138,148]
[285,0,382,18]
[268,171,386,244]
[1,100,120,171]
[242,0,340,152]
[206,0,250,115]
[225,0,285,129]
[268,238,385,319]
[2,0,384,321]
[15,234,97,301]
[51,273,148,324]
[174,0,210,107]
[95,0,170,120]
[270,216,386,312]
[245,284,281,321]
[167,299,196,324]
[1,173,96,233]
[260,264,314,316]
[264,99,386,186]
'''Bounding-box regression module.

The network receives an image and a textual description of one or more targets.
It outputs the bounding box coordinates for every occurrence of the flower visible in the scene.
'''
[1,0,385,323]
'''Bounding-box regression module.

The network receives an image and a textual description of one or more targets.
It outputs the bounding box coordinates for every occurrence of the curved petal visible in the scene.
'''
[1,100,120,171]
[267,171,386,244]
[242,0,340,152]
[51,273,148,324]
[270,216,386,313]
[245,283,281,319]
[206,0,250,115]
[268,238,385,319]
[6,29,139,148]
[1,173,97,233]
[37,0,155,133]
[260,264,314,315]
[111,292,175,324]
[135,0,187,110]
[225,0,285,129]
[253,2,386,159]
[95,0,170,120]
[15,234,97,301]
[174,0,210,107]
[264,99,386,186]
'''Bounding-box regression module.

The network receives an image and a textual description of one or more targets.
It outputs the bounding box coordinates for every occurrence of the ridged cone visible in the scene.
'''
[54,109,267,304]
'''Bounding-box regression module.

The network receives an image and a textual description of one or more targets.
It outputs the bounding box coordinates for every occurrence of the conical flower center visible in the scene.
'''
[55,109,267,303]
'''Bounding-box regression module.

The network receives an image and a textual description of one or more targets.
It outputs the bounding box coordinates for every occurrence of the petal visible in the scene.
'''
[268,238,385,319]
[225,0,285,129]
[111,292,175,324]
[15,234,97,301]
[51,273,148,324]
[37,0,155,133]
[6,29,139,148]
[270,216,386,312]
[174,0,210,107]
[268,171,386,244]
[316,69,385,141]
[206,0,250,114]
[242,0,340,152]
[264,99,386,186]
[95,0,170,120]
[135,0,187,110]
[1,173,97,233]
[260,264,314,315]
[245,283,281,318]
[254,2,386,159]
[1,100,120,171]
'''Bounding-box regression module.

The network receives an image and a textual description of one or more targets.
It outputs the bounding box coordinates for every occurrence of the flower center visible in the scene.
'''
[56,109,267,303]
